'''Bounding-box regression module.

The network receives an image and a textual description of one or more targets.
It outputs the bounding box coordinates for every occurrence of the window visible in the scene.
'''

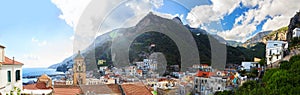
[78,66,81,72]
[16,70,20,81]
[277,55,279,59]
[7,71,11,82]
[274,44,278,46]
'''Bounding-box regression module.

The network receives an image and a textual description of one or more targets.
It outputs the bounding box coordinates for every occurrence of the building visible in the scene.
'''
[178,82,193,95]
[73,50,86,85]
[266,41,288,65]
[193,71,227,95]
[0,45,23,95]
[99,66,108,76]
[23,74,53,95]
[241,62,260,71]
[293,28,300,38]
[125,66,137,76]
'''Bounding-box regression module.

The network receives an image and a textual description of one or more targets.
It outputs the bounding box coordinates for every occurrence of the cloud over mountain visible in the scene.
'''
[186,0,300,42]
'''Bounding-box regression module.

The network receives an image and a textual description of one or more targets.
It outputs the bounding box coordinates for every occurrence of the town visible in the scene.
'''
[0,25,300,94]
[1,0,300,95]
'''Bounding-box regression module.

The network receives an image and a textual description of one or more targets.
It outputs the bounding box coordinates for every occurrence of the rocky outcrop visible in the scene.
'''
[242,27,288,48]
[242,31,271,47]
[261,27,288,43]
[287,10,300,42]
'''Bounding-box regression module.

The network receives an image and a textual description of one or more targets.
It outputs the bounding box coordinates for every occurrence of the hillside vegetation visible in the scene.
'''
[216,55,300,95]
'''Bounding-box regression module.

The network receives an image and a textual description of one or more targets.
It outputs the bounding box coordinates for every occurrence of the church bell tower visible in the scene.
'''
[73,50,86,85]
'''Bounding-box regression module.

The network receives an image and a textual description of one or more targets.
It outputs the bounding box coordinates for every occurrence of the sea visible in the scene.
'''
[22,68,65,84]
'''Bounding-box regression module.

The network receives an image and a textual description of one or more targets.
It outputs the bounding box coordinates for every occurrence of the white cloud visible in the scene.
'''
[51,0,92,29]
[187,0,300,42]
[31,37,47,47]
[69,35,74,40]
[152,11,184,20]
[241,0,259,8]
[260,0,299,31]
[224,0,300,42]
[52,0,166,51]
[186,0,240,28]
[22,54,40,61]
[31,37,38,42]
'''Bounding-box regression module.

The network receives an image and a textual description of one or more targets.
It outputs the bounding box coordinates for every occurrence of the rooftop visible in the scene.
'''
[121,83,152,95]
[53,87,82,95]
[0,56,23,65]
[195,70,214,78]
[23,82,52,90]
[80,84,121,94]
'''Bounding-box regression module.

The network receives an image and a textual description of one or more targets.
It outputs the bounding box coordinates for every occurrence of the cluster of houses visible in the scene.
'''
[0,27,299,95]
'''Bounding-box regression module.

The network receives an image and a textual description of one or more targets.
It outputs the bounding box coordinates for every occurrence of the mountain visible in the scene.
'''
[226,40,242,47]
[242,27,288,48]
[242,31,272,47]
[49,12,260,72]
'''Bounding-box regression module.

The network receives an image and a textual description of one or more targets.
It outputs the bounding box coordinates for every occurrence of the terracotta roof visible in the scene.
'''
[23,82,52,90]
[121,83,152,95]
[38,74,51,81]
[137,70,143,73]
[80,84,121,94]
[0,56,23,65]
[54,87,82,95]
[195,70,213,78]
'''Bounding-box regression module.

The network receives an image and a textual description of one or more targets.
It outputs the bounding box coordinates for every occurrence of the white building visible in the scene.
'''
[194,76,227,95]
[0,45,23,95]
[125,66,137,76]
[266,41,288,65]
[293,28,300,38]
[241,62,260,71]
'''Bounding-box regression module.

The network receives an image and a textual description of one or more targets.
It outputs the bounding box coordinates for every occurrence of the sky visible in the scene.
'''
[0,0,299,68]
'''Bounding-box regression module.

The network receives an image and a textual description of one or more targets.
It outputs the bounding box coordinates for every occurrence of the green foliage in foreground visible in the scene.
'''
[216,55,300,95]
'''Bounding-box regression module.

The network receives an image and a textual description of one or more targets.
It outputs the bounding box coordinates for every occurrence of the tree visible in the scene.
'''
[235,80,261,95]
[214,90,232,95]
[289,55,300,64]
[279,61,290,70]
[258,58,266,67]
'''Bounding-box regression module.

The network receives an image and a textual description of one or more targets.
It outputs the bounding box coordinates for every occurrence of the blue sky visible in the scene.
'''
[0,0,298,67]
[0,0,73,67]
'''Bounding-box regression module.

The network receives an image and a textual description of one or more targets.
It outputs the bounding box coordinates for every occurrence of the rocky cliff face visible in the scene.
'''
[242,27,288,47]
[242,31,271,47]
[261,27,288,43]
[287,11,300,42]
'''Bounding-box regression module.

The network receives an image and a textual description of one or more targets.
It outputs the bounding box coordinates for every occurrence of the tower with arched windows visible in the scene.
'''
[73,50,86,85]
